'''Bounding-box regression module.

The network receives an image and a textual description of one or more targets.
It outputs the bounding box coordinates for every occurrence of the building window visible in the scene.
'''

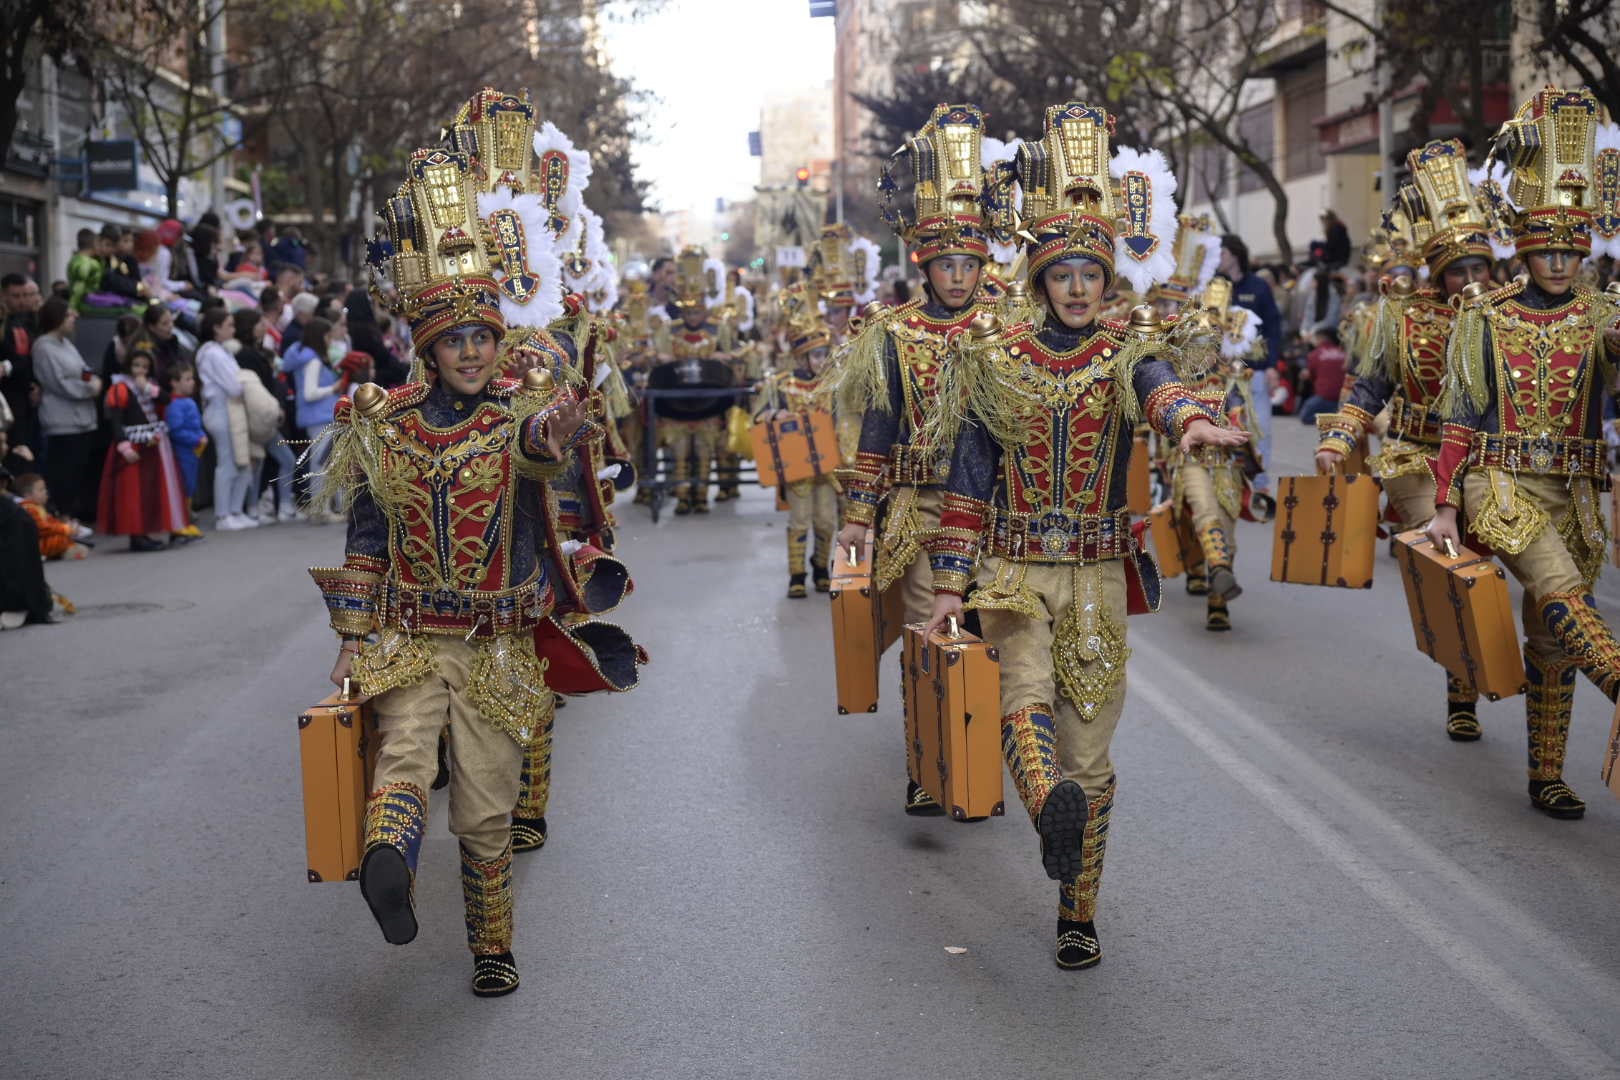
[1284,75,1325,179]
[1235,102,1274,194]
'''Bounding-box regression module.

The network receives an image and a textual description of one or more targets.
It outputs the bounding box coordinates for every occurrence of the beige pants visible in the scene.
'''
[785,476,839,575]
[660,418,722,498]
[1178,461,1236,568]
[1462,471,1600,659]
[370,637,524,862]
[1383,471,1439,534]
[975,558,1128,799]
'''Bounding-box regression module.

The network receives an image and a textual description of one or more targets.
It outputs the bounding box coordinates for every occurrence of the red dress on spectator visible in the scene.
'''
[97,375,190,535]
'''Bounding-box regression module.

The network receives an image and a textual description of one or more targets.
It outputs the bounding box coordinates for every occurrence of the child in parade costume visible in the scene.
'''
[651,247,738,515]
[921,103,1249,970]
[1427,87,1620,819]
[831,102,1018,817]
[1150,214,1263,629]
[1162,279,1266,630]
[758,296,839,598]
[313,90,619,998]
[98,347,191,551]
[1317,140,1507,741]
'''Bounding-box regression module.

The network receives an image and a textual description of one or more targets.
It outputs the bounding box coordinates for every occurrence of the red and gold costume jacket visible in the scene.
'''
[308,376,606,740]
[839,297,983,526]
[1319,285,1454,480]
[926,319,1216,595]
[1432,280,1618,557]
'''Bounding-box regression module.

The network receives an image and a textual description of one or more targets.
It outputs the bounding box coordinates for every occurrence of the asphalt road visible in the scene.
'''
[4,418,1620,1080]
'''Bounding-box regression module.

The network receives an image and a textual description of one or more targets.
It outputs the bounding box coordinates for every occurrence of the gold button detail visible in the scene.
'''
[453,401,465,411]
[460,467,473,482]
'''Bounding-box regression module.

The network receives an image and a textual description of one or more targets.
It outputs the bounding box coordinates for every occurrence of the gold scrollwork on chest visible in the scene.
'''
[376,411,517,590]
[1490,302,1598,434]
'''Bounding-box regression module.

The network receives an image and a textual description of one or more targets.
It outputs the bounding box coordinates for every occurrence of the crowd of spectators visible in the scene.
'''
[0,215,414,629]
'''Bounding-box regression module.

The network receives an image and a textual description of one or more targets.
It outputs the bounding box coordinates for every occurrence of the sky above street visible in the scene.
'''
[601,0,836,218]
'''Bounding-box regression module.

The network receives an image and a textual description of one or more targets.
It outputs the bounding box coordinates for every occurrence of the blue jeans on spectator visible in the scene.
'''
[1298,396,1338,425]
[256,434,297,513]
[203,402,252,521]
[1250,369,1273,492]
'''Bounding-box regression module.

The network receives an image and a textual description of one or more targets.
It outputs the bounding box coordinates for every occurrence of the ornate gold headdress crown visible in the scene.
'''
[673,245,724,311]
[370,146,503,355]
[1156,214,1219,302]
[878,103,993,264]
[1013,102,1178,293]
[811,223,857,309]
[1402,139,1495,273]
[1492,86,1609,256]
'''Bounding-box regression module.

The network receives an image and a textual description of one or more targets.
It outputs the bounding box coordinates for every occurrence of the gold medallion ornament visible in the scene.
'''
[1051,564,1130,722]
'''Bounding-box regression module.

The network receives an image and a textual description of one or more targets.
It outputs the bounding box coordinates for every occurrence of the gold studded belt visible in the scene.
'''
[1470,432,1606,480]
[379,578,551,637]
[986,506,1135,562]
[1386,396,1443,446]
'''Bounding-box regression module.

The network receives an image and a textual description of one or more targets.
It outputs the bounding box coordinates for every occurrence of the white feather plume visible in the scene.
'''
[703,257,727,310]
[848,236,882,305]
[477,189,565,328]
[532,122,593,253]
[732,284,756,333]
[1221,307,1262,359]
[1592,123,1620,259]
[1109,146,1180,294]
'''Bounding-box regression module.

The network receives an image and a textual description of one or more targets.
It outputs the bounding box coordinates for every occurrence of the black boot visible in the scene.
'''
[1205,597,1231,632]
[1056,919,1102,970]
[1184,570,1209,596]
[787,573,807,599]
[1206,565,1243,602]
[1445,674,1481,741]
[811,560,831,593]
[904,779,945,816]
[511,816,547,853]
[359,845,418,945]
[471,952,521,997]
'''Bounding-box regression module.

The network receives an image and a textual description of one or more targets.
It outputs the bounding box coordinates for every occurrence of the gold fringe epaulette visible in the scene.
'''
[312,381,428,517]
[830,299,917,418]
[1441,278,1522,415]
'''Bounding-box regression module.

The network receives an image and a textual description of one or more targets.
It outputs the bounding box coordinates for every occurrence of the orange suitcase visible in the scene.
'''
[902,621,1005,821]
[1146,501,1203,579]
[1127,432,1152,515]
[298,679,378,883]
[751,409,842,487]
[829,541,906,714]
[1392,530,1526,701]
[1270,473,1378,588]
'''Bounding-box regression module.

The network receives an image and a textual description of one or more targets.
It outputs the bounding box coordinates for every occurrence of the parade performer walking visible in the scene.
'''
[652,247,736,515]
[921,102,1248,968]
[1151,215,1262,629]
[312,90,602,997]
[831,102,1005,816]
[759,296,839,597]
[1427,87,1620,819]
[1317,139,1504,740]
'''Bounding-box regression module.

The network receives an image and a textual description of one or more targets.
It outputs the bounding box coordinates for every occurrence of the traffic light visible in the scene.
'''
[795,166,811,188]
